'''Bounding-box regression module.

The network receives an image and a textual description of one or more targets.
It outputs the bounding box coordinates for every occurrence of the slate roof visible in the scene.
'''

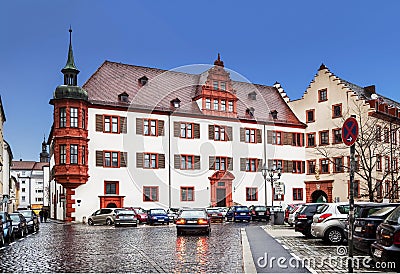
[340,79,400,108]
[83,61,304,126]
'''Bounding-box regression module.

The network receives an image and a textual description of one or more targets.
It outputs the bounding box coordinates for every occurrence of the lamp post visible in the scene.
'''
[261,162,282,225]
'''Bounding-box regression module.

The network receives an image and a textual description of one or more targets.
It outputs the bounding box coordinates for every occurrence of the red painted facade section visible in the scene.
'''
[52,99,89,221]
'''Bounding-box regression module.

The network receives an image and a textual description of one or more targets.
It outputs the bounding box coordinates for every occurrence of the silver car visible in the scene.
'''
[87,208,122,226]
[311,202,349,244]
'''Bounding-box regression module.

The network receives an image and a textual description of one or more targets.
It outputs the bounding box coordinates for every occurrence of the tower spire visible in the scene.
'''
[214,53,224,67]
[61,26,80,86]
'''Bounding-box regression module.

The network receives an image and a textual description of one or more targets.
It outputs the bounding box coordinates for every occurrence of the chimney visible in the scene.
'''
[364,85,376,94]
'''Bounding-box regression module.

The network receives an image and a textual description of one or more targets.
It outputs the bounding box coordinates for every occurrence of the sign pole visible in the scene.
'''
[341,115,359,273]
[348,141,355,273]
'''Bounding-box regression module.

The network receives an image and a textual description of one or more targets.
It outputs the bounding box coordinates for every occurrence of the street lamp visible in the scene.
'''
[261,162,282,225]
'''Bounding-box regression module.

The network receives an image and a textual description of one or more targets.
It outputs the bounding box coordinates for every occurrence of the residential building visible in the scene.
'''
[10,142,50,213]
[0,96,5,209]
[48,30,307,222]
[1,141,13,212]
[289,64,400,202]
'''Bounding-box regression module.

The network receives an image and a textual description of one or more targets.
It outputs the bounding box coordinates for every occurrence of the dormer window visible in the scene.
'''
[139,76,148,86]
[248,91,257,100]
[246,107,255,118]
[270,110,278,119]
[221,82,226,91]
[171,98,181,108]
[213,81,218,90]
[118,92,129,103]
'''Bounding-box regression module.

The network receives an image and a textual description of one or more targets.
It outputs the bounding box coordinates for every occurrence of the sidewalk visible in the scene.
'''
[243,226,310,273]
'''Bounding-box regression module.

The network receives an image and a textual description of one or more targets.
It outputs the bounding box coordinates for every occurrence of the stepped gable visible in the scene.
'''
[84,61,304,126]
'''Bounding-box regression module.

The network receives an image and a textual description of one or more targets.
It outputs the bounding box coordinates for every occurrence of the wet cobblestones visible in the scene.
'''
[0,221,249,273]
[263,225,383,273]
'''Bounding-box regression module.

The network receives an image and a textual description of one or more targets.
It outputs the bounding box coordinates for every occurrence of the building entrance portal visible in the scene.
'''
[305,180,333,203]
[209,171,234,207]
[311,190,328,203]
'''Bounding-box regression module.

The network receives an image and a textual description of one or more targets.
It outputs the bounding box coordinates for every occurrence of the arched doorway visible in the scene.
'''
[311,190,328,203]
[209,171,234,207]
[106,202,117,208]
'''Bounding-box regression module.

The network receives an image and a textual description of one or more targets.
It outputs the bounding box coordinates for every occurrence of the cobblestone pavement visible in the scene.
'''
[0,220,257,273]
[262,225,391,274]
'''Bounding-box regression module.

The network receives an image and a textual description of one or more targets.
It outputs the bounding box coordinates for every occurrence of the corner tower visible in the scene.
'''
[49,28,89,222]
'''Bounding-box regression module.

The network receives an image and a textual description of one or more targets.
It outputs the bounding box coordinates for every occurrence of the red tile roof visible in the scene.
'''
[11,161,49,170]
[83,61,304,127]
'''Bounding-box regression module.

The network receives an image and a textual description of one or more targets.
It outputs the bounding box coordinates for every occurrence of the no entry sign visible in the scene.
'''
[342,117,359,146]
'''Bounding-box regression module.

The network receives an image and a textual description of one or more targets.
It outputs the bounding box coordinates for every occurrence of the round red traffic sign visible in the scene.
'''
[342,117,359,146]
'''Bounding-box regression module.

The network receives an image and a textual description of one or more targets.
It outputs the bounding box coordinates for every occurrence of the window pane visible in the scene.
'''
[144,120,149,135]
[104,117,111,132]
[112,152,118,167]
[187,124,192,138]
[112,117,118,133]
[180,123,186,138]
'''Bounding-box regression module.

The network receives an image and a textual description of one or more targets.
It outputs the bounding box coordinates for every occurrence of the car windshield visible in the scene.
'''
[135,208,146,214]
[118,210,135,215]
[385,206,400,224]
[180,210,206,218]
[316,204,329,214]
[9,215,20,222]
[150,209,166,214]
[369,206,396,217]
[236,207,249,212]
[355,206,385,218]
[254,206,266,211]
[18,211,32,218]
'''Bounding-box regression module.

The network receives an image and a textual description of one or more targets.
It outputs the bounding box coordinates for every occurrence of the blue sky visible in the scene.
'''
[1,1,400,161]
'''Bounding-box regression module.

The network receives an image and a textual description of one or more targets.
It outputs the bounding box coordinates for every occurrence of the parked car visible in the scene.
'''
[218,207,228,218]
[0,211,14,243]
[284,204,303,224]
[87,208,122,226]
[353,204,400,254]
[310,203,349,244]
[0,218,4,246]
[248,205,270,222]
[226,206,251,222]
[15,210,39,233]
[114,209,138,227]
[371,205,400,271]
[167,208,180,223]
[344,202,392,240]
[9,213,28,238]
[288,205,303,227]
[133,207,148,223]
[176,208,211,236]
[294,203,326,237]
[206,208,224,223]
[147,208,169,225]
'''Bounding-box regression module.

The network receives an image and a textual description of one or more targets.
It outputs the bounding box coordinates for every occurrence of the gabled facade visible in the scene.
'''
[48,31,308,222]
[289,64,400,203]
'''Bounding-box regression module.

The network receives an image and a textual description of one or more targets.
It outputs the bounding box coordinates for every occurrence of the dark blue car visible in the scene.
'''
[226,206,251,222]
[147,208,169,225]
[0,211,14,244]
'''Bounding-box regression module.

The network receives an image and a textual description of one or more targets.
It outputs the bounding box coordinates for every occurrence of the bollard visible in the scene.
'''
[82,216,86,224]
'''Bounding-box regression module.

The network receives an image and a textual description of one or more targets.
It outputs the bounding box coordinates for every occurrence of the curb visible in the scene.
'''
[241,228,257,273]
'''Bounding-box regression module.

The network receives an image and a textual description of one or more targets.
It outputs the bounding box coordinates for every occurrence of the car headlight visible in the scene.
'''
[28,220,33,225]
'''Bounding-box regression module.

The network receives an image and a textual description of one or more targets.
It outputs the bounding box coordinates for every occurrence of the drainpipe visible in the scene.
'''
[168,113,172,209]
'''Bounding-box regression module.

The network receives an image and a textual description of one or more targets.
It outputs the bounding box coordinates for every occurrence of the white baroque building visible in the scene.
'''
[48,31,307,222]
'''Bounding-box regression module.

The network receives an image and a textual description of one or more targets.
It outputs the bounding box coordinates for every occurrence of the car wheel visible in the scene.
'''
[325,227,344,244]
[106,219,112,226]
[88,219,94,226]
